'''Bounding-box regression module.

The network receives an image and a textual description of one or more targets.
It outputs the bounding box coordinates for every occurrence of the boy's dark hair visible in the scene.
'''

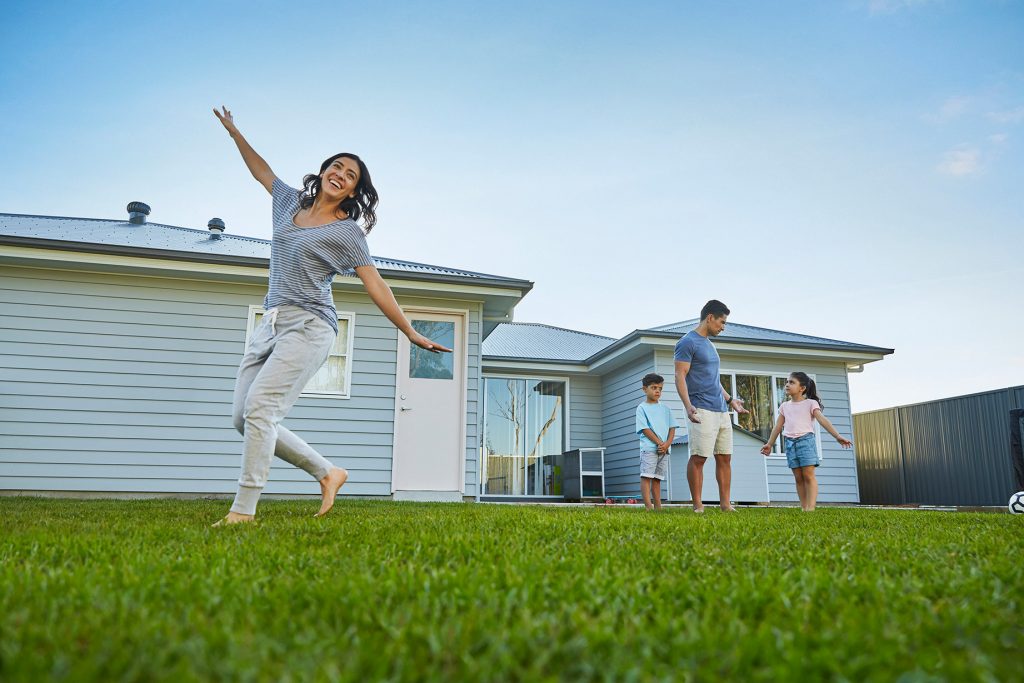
[642,373,664,387]
[700,299,730,321]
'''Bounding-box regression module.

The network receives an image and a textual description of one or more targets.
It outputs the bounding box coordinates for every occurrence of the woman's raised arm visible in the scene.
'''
[213,106,275,195]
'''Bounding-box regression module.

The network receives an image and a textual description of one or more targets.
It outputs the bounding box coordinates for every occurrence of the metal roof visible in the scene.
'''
[482,323,615,362]
[0,212,533,289]
[647,319,890,352]
[484,318,893,363]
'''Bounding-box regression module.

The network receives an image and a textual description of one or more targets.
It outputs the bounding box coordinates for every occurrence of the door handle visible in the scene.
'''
[401,406,412,411]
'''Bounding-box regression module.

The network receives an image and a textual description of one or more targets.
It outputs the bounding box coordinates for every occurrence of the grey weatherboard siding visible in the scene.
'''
[601,355,656,496]
[0,265,483,498]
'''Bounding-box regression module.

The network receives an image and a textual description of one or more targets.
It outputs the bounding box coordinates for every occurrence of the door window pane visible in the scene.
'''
[409,320,455,380]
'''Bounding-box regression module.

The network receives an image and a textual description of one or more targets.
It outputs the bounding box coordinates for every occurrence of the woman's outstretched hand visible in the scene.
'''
[213,106,238,135]
[410,332,452,354]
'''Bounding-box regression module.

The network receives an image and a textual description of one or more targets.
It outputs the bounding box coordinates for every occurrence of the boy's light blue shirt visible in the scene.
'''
[636,401,680,452]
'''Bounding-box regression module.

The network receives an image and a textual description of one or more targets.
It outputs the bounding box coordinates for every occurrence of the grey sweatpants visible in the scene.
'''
[230,305,338,515]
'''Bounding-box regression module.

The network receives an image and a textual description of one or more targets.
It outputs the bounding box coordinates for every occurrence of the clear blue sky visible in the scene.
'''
[1,0,1021,412]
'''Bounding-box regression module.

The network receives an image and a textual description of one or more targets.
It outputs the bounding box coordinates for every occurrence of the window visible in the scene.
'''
[245,306,355,398]
[408,319,455,380]
[719,371,821,458]
[482,377,567,496]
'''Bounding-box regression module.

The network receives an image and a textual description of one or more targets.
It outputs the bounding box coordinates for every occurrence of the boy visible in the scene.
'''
[636,373,680,511]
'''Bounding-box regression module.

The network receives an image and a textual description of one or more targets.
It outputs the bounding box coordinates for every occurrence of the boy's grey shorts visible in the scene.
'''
[640,450,668,480]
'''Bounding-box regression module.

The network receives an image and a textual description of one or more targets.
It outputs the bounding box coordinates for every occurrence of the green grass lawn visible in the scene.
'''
[0,499,1020,682]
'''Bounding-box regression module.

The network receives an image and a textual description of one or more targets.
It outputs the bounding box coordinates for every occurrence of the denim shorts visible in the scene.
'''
[784,433,820,469]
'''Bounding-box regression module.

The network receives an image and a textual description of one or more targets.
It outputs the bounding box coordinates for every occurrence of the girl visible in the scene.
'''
[212,106,451,526]
[760,372,852,511]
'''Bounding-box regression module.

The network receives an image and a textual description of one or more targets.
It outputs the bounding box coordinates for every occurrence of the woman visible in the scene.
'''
[212,106,451,526]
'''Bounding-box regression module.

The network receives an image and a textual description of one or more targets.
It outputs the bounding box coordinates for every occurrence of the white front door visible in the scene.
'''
[392,311,466,501]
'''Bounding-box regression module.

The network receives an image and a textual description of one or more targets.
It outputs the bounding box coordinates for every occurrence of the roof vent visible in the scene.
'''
[127,202,151,224]
[207,217,226,239]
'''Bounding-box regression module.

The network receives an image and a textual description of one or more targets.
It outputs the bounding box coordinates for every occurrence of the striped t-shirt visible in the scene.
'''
[264,177,375,333]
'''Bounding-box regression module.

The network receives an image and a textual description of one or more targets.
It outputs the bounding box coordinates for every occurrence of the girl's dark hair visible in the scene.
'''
[300,153,379,233]
[790,371,823,409]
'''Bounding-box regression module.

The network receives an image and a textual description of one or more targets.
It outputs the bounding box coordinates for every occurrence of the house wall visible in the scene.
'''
[568,374,603,450]
[601,354,656,496]
[0,264,483,498]
[656,350,859,503]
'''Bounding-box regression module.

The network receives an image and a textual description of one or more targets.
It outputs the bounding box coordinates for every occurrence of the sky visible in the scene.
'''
[1,0,1021,413]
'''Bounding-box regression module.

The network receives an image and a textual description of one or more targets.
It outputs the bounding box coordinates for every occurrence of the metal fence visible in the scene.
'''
[854,386,1024,506]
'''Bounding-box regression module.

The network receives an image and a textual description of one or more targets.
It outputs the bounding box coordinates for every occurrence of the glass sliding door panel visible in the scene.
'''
[525,380,565,496]
[483,378,526,495]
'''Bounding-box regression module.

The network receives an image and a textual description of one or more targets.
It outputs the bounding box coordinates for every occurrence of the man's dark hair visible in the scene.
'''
[642,373,664,387]
[700,299,730,321]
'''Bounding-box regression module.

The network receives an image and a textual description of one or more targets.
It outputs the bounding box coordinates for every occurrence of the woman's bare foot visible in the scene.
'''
[720,505,736,512]
[693,506,705,514]
[212,511,255,527]
[315,467,348,517]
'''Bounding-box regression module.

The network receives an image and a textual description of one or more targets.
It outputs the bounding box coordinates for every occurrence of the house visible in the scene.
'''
[0,204,893,504]
[481,321,893,504]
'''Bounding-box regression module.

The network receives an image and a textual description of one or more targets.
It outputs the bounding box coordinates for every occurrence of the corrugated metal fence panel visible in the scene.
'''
[853,409,904,504]
[854,386,1023,506]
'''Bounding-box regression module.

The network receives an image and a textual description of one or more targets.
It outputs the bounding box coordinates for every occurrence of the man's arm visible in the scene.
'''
[674,361,700,423]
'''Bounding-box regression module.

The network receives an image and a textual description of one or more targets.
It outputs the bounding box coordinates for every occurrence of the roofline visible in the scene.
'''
[0,234,535,294]
[483,328,894,367]
[584,329,894,364]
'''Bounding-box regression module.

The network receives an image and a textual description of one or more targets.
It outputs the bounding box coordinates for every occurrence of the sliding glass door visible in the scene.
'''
[483,377,566,496]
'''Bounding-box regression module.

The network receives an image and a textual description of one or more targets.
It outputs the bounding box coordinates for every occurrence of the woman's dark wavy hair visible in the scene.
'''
[300,153,379,233]
[790,371,823,409]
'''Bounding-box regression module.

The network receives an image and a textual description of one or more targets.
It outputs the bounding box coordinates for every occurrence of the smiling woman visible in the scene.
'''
[209,106,452,526]
[297,153,379,232]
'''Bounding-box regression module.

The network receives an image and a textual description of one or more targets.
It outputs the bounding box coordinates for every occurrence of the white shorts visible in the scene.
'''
[689,408,733,457]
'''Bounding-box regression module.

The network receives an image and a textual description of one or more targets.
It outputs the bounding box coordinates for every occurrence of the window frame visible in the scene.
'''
[480,373,572,498]
[245,305,356,399]
[719,369,822,460]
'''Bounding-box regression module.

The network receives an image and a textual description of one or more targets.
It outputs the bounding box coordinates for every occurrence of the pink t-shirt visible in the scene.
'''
[779,399,821,438]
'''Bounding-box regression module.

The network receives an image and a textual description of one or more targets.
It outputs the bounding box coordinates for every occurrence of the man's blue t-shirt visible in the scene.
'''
[673,330,727,412]
[636,401,680,452]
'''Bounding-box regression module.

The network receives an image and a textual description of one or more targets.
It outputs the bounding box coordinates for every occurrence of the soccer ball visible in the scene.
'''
[1009,492,1024,515]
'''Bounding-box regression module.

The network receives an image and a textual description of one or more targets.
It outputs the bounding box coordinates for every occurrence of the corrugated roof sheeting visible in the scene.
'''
[482,323,614,362]
[854,386,1023,506]
[0,213,525,283]
[652,319,878,350]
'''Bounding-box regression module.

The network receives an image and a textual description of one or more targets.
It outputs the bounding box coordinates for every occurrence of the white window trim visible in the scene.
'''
[720,369,823,461]
[481,373,572,498]
[245,305,356,399]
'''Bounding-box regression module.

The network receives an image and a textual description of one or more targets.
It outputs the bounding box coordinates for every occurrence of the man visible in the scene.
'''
[674,300,748,512]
